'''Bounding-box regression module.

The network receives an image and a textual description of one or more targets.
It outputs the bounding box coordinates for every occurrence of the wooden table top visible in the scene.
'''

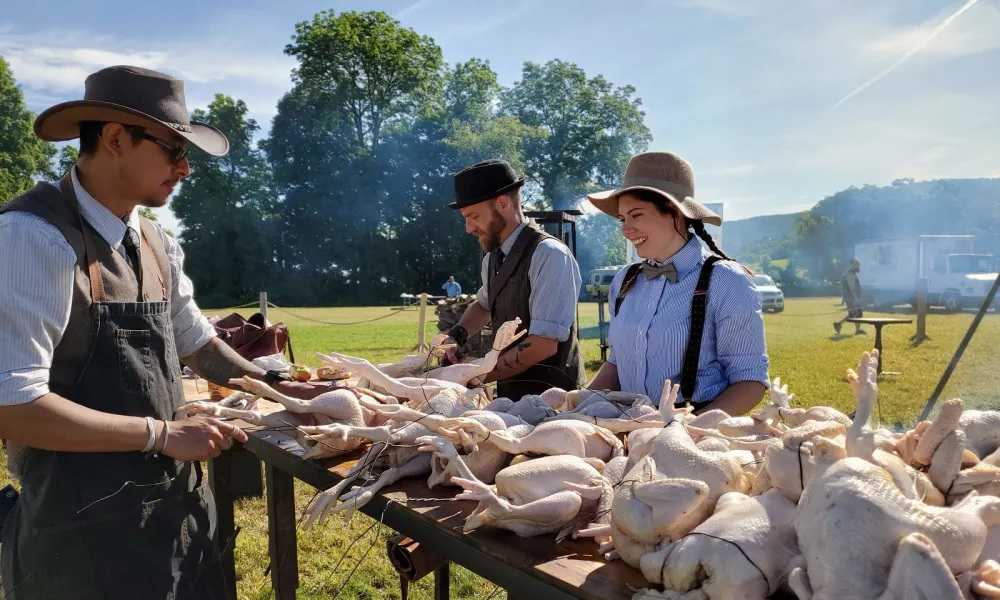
[182,376,649,600]
[846,317,913,325]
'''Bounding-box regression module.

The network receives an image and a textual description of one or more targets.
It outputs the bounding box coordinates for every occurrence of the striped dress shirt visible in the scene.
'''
[0,167,218,406]
[476,221,582,342]
[607,235,770,405]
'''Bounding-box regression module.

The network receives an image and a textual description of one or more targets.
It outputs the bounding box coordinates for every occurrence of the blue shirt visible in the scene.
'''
[477,221,582,342]
[607,235,770,404]
[442,281,462,297]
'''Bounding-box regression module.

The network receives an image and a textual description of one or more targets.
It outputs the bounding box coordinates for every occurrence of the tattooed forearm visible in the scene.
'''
[483,335,558,384]
[181,337,266,386]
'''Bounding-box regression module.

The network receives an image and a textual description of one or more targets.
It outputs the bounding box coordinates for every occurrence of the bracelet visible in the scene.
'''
[142,416,157,452]
[159,420,170,456]
[448,324,469,347]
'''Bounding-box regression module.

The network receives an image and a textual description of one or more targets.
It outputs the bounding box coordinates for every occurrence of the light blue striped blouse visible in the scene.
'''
[607,235,770,405]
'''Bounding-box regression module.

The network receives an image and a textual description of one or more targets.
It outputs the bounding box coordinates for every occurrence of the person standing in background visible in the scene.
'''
[442,275,462,298]
[834,259,866,335]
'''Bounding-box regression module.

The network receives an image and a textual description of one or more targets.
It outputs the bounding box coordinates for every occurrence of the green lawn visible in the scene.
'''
[3,297,1000,599]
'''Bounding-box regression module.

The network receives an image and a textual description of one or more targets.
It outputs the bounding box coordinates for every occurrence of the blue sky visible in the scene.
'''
[3,0,999,234]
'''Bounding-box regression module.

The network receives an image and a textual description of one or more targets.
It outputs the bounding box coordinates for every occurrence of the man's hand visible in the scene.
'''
[440,337,468,365]
[162,416,248,461]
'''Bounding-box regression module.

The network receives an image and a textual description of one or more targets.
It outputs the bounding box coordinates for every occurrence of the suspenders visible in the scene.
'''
[612,255,724,407]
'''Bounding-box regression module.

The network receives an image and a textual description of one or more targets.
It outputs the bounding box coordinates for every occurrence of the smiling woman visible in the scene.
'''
[584,151,770,416]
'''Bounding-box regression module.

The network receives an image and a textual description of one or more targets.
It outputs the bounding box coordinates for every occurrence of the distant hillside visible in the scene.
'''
[725,211,805,261]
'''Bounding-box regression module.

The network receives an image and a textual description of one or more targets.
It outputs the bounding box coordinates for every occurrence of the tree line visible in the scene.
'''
[741,177,1000,295]
[0,10,649,307]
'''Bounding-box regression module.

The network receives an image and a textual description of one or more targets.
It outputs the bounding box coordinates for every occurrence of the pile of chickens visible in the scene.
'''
[183,318,1000,600]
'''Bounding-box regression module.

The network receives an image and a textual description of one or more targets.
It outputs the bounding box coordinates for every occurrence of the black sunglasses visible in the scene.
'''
[123,125,189,165]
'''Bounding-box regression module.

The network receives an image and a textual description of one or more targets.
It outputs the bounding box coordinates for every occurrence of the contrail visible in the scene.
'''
[396,0,433,19]
[833,0,981,109]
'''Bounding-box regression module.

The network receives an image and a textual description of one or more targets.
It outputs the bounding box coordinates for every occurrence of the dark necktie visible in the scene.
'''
[495,248,506,272]
[641,261,678,283]
[122,227,143,294]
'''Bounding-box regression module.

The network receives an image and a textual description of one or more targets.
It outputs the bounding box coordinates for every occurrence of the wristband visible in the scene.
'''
[142,416,157,452]
[448,324,469,348]
[159,420,169,456]
[264,369,291,386]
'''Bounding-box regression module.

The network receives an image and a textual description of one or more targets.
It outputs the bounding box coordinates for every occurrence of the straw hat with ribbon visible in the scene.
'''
[33,65,229,157]
[587,151,721,226]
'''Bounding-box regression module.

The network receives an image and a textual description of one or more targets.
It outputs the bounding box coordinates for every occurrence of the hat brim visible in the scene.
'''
[587,186,722,226]
[449,179,525,210]
[34,100,230,157]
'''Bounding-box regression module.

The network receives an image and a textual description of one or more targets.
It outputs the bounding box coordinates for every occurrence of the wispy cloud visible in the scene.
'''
[832,0,983,109]
[396,0,433,19]
[1,29,295,117]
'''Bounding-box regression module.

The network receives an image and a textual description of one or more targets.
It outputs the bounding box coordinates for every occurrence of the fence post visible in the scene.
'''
[911,278,929,344]
[416,293,429,352]
[260,291,268,324]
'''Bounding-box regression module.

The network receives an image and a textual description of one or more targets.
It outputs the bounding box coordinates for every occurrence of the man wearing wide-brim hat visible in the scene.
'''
[440,159,585,399]
[0,65,315,600]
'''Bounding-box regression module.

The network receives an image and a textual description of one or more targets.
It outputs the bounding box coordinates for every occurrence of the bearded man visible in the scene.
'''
[441,159,584,399]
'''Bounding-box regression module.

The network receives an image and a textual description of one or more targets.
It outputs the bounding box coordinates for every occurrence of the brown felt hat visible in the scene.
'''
[34,65,229,157]
[587,151,721,226]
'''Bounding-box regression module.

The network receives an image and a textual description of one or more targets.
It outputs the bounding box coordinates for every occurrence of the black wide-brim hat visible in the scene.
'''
[33,65,229,157]
[450,159,525,209]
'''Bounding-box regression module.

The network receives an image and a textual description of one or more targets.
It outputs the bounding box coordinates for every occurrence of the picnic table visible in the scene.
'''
[189,379,648,600]
[847,317,913,375]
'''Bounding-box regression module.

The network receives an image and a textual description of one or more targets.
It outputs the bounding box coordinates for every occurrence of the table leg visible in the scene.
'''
[874,324,884,374]
[208,452,238,600]
[266,463,298,599]
[434,563,450,600]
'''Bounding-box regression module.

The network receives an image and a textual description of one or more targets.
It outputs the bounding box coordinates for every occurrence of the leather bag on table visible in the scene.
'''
[212,312,296,363]
[207,312,297,400]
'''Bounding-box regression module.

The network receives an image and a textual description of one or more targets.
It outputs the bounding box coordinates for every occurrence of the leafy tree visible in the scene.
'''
[53,145,78,175]
[284,10,443,151]
[0,56,56,204]
[500,59,651,208]
[171,94,275,307]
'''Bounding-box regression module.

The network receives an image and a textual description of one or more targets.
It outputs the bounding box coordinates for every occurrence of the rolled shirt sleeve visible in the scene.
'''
[0,213,76,406]
[158,227,217,358]
[526,239,582,341]
[476,254,489,309]
[712,267,770,388]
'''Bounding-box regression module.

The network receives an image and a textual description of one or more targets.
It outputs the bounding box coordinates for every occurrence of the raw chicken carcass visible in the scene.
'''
[637,490,803,600]
[417,436,613,539]
[440,417,625,462]
[421,318,526,385]
[588,381,751,569]
[791,438,1000,599]
[182,375,387,459]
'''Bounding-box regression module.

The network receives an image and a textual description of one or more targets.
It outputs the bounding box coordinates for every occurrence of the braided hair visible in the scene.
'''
[690,219,734,261]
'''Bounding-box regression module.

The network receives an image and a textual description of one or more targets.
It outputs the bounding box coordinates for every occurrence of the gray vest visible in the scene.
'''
[487,223,584,399]
[0,177,173,479]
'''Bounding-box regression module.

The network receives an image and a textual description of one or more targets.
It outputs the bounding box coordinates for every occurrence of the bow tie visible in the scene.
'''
[641,261,678,283]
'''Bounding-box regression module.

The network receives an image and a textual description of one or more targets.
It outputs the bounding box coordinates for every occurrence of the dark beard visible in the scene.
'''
[477,209,506,252]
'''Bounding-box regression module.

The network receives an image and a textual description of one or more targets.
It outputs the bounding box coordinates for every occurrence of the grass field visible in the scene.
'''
[3,297,1000,599]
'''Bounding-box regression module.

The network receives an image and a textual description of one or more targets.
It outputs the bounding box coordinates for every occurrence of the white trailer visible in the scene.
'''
[854,235,998,311]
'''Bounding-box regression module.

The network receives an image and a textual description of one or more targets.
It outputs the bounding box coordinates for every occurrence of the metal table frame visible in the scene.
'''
[846,317,913,374]
[207,428,637,600]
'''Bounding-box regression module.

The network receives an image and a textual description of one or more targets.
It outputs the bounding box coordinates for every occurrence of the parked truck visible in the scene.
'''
[854,235,998,312]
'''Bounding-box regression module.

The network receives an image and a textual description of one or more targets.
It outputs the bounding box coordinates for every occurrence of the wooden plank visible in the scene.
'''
[434,563,449,600]
[207,450,237,600]
[266,461,299,599]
